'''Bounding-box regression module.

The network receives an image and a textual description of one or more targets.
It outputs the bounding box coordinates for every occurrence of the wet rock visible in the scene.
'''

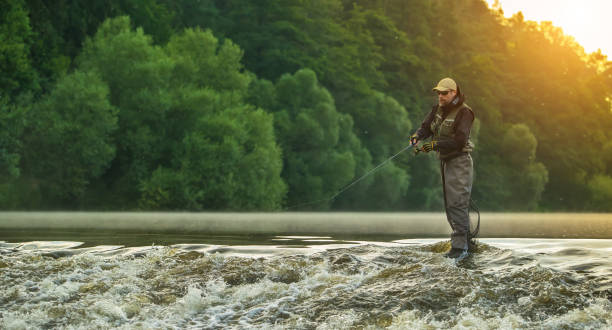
[79,282,110,294]
[332,254,357,265]
[42,250,75,259]
[177,251,204,261]
[100,263,117,270]
[221,258,266,286]
[150,292,177,305]
[371,264,422,280]
[122,303,141,319]
[47,306,66,319]
[426,240,452,253]
[269,267,301,284]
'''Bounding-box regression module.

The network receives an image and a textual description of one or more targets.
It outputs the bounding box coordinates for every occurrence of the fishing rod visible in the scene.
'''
[285,143,417,210]
[285,142,481,240]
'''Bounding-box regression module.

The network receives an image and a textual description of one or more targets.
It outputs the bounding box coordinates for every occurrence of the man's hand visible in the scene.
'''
[422,141,438,152]
[410,133,419,146]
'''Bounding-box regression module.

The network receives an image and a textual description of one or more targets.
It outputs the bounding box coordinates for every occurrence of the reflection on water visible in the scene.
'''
[1,234,611,329]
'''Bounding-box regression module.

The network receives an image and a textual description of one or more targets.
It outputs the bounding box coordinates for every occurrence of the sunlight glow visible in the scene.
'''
[486,0,611,57]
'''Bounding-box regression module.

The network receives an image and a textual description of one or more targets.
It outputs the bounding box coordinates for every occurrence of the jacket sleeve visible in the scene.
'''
[415,105,437,140]
[436,108,474,150]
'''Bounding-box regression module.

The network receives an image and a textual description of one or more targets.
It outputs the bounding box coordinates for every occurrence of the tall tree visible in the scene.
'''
[0,0,38,99]
[139,28,286,210]
[22,71,117,206]
[249,69,372,209]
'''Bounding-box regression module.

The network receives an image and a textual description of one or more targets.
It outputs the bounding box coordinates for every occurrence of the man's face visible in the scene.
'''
[437,89,457,106]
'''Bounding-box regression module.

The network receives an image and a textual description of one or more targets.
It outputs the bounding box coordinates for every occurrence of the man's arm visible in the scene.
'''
[414,105,437,140]
[436,108,474,150]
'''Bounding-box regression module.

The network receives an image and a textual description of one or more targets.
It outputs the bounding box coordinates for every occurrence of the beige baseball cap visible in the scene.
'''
[432,77,457,92]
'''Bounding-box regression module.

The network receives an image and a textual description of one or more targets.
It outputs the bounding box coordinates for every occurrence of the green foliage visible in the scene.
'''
[0,95,26,209]
[351,91,412,160]
[586,175,612,211]
[166,28,249,93]
[0,0,38,99]
[24,0,174,94]
[22,71,117,204]
[365,163,409,210]
[140,106,285,210]
[502,124,537,169]
[0,97,24,180]
[479,124,549,210]
[76,16,173,206]
[1,0,611,211]
[131,25,284,210]
[270,69,369,210]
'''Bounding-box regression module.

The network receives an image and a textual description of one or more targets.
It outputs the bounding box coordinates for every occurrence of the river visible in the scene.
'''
[0,213,611,329]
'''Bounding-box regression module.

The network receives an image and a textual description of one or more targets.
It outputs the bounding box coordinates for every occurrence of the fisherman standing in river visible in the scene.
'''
[410,77,475,260]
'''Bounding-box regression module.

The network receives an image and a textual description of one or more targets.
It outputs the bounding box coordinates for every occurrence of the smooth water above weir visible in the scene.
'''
[1,212,611,329]
[1,212,612,238]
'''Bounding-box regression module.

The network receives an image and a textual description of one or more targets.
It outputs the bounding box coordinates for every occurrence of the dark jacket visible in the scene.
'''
[415,91,474,160]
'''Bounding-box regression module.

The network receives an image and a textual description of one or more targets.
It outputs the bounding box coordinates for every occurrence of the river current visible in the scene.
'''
[1,234,611,329]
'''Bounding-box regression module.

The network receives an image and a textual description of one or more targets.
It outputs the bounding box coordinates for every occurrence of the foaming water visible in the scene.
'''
[1,237,611,329]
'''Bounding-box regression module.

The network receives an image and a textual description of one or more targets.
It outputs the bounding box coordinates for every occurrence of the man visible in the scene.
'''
[410,77,475,259]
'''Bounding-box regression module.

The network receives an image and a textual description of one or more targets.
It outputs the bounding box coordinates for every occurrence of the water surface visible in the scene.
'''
[1,212,611,329]
[1,233,611,329]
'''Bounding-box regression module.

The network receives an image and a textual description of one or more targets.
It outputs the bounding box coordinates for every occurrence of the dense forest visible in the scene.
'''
[1,0,611,211]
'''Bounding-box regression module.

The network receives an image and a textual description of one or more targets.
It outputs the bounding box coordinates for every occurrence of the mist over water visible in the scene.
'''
[1,213,611,329]
[1,212,611,238]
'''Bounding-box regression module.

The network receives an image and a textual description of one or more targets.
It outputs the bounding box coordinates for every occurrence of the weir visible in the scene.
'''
[1,212,611,238]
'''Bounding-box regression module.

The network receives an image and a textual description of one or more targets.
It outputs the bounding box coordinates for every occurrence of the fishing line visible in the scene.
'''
[469,198,481,239]
[285,144,416,210]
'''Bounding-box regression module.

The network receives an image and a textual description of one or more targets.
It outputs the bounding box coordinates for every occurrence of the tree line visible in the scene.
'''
[1,0,611,211]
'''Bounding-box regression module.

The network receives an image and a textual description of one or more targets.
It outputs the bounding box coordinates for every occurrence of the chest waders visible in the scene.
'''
[441,159,480,249]
[431,104,480,250]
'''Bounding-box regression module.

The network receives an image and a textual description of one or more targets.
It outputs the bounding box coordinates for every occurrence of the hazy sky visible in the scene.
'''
[485,0,611,57]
